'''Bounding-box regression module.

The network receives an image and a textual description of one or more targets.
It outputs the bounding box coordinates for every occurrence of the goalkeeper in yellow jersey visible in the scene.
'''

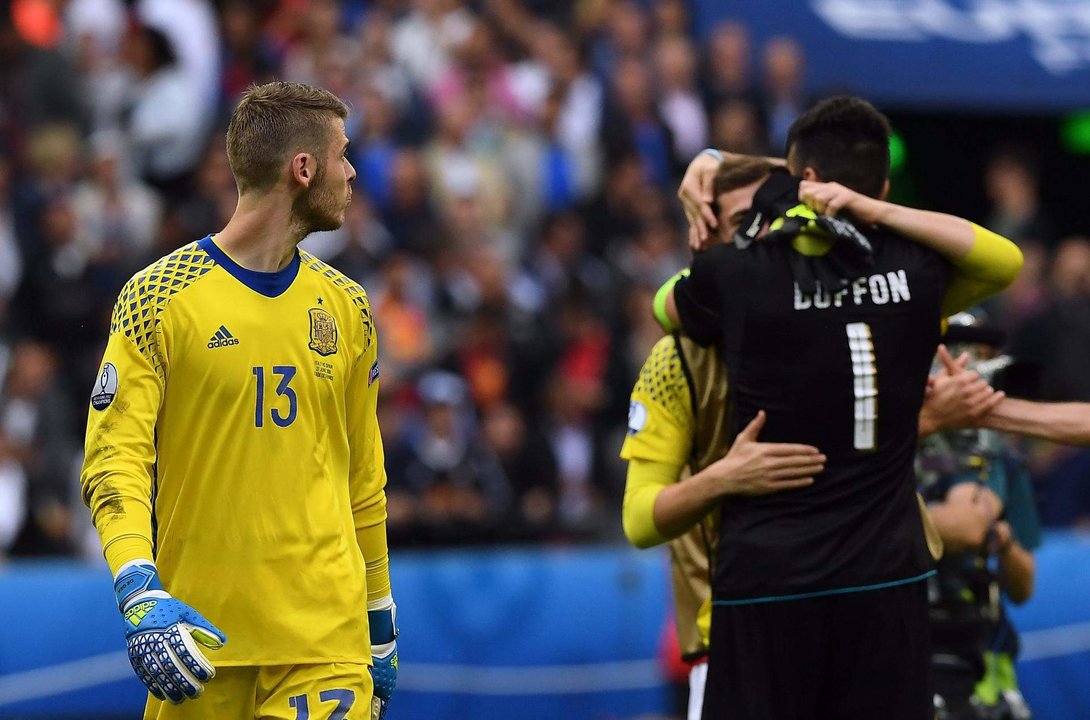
[81,82,397,720]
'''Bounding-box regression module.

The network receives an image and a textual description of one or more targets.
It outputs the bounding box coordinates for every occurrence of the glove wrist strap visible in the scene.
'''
[367,595,398,644]
[114,559,165,611]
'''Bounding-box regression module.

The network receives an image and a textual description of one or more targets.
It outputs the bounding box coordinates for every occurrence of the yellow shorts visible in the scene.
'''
[143,662,376,720]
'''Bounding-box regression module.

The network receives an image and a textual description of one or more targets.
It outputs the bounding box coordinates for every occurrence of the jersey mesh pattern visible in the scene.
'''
[110,243,216,382]
[299,251,375,349]
[634,337,692,429]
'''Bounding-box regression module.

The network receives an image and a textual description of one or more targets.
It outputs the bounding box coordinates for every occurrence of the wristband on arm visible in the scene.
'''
[699,148,725,163]
[653,270,689,333]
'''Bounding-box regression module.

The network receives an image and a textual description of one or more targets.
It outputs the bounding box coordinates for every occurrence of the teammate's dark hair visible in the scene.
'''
[227,81,349,194]
[785,96,891,199]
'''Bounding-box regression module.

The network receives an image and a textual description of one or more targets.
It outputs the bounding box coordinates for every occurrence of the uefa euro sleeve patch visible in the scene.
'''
[628,400,648,435]
[91,362,119,411]
[368,360,380,387]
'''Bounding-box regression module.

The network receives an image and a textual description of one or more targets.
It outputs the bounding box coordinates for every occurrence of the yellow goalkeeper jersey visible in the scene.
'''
[81,236,390,666]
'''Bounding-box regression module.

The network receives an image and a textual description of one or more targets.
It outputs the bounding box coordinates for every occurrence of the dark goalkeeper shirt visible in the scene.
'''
[674,231,951,603]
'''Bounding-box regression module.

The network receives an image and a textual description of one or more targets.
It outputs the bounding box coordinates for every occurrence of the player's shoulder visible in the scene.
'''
[110,241,216,336]
[634,335,688,395]
[631,334,693,426]
[297,250,375,349]
[646,334,680,365]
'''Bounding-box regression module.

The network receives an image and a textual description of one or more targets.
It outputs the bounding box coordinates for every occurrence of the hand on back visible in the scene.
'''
[709,410,826,496]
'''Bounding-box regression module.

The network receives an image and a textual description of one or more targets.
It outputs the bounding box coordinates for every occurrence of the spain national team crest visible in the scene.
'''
[308,308,338,356]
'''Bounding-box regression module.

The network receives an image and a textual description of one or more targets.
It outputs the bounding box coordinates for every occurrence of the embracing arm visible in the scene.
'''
[624,412,824,547]
[799,182,1023,315]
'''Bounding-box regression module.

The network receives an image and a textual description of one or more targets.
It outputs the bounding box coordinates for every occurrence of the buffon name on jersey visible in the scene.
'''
[793,269,911,311]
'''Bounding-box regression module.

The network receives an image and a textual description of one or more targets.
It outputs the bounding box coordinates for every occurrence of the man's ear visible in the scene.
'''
[801,167,821,182]
[291,153,316,188]
[879,178,890,201]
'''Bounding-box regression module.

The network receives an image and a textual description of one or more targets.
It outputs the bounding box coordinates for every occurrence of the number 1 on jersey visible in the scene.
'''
[846,322,877,450]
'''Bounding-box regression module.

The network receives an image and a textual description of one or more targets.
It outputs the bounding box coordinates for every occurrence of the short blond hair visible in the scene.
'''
[226,82,349,194]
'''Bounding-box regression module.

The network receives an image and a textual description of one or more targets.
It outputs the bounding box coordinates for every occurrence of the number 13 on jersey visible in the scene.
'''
[846,323,877,451]
[252,366,298,428]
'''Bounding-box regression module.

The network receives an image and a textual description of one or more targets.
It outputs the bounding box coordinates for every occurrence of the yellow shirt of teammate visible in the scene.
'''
[620,336,715,648]
[81,235,390,666]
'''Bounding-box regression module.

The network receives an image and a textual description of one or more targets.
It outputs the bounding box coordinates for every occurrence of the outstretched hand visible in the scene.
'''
[919,345,1006,437]
[707,411,826,496]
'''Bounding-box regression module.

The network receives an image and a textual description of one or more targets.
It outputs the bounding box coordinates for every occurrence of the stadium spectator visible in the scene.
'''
[66,0,128,132]
[985,145,1056,248]
[701,21,756,112]
[2,341,75,556]
[371,252,435,393]
[481,401,560,541]
[386,370,514,545]
[0,153,22,305]
[655,35,709,159]
[604,55,677,187]
[71,130,162,270]
[135,0,220,123]
[761,35,806,152]
[282,0,358,88]
[709,97,767,156]
[121,24,205,192]
[523,22,604,195]
[391,0,475,89]
[0,429,26,555]
[217,0,280,114]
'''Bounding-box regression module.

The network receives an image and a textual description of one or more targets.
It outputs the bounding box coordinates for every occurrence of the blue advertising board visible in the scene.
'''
[2,537,1090,719]
[693,0,1090,111]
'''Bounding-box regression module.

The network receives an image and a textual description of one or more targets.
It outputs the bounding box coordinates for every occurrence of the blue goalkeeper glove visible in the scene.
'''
[114,560,227,704]
[368,596,398,719]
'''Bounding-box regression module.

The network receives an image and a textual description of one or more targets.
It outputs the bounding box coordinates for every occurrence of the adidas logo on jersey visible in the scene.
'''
[207,325,240,348]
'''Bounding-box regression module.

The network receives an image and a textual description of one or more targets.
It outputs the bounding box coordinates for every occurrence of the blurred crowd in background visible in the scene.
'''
[0,0,1088,561]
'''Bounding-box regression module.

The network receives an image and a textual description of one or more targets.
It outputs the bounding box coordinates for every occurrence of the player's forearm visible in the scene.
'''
[622,459,674,548]
[624,458,727,547]
[917,406,941,440]
[651,467,726,542]
[865,202,1022,314]
[82,469,155,574]
[999,543,1034,605]
[869,202,976,259]
[356,521,392,601]
[983,398,1090,446]
[712,149,787,168]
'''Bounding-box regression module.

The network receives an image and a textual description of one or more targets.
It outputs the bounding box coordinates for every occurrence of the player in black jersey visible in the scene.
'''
[663,98,1023,720]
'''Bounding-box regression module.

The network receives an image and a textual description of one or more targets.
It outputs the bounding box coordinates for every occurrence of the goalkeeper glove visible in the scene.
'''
[114,559,227,704]
[368,595,399,719]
